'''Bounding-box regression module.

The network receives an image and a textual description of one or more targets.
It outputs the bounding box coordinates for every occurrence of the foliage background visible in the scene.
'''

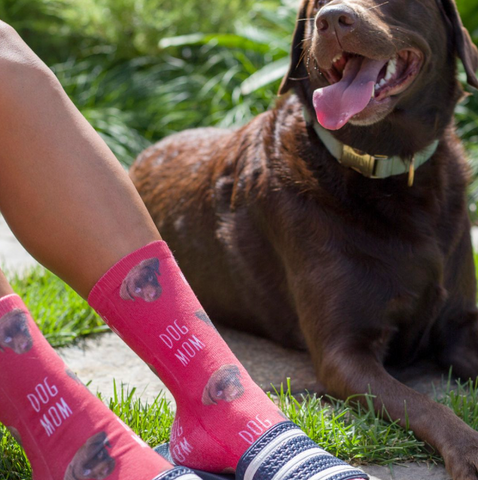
[1,0,477,212]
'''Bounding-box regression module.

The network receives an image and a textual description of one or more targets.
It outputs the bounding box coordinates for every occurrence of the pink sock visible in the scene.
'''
[0,294,199,480]
[89,242,368,480]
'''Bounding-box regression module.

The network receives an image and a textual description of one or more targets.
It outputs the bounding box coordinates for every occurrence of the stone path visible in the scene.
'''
[0,216,39,273]
[56,329,452,480]
[1,215,467,479]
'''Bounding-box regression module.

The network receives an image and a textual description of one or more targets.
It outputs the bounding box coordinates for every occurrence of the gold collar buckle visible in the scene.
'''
[341,145,386,178]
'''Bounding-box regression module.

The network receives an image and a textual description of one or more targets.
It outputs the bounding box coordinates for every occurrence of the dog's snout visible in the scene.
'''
[316,5,358,37]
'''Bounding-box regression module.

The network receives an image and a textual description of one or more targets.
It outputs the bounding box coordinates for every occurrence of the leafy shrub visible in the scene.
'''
[0,0,477,215]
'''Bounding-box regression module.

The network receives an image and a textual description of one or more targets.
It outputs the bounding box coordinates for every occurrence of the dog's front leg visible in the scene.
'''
[314,342,478,480]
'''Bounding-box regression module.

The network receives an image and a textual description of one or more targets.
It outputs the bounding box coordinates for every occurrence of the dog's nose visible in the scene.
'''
[316,5,358,37]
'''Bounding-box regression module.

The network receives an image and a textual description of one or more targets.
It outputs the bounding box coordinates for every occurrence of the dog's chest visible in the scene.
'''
[366,235,448,364]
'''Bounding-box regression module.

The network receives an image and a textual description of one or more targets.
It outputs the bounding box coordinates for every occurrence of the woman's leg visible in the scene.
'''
[0,23,161,298]
[0,268,198,480]
[0,270,14,296]
[0,23,367,480]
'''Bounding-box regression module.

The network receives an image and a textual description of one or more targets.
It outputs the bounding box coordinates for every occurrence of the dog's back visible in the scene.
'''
[131,112,307,348]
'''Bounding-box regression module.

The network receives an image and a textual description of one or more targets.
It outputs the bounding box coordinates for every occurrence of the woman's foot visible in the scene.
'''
[89,241,368,479]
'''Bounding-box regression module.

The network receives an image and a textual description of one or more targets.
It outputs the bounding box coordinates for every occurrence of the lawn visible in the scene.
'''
[2,266,478,477]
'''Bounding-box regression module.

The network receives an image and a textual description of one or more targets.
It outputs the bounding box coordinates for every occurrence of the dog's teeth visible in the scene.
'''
[332,54,343,63]
[384,57,397,81]
[379,78,387,87]
[371,87,375,98]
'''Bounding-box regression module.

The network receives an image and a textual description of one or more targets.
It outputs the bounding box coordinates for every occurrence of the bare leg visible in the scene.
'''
[0,270,14,297]
[0,23,160,298]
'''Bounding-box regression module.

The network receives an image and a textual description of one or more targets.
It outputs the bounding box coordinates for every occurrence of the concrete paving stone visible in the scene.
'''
[56,330,452,480]
[0,215,40,272]
[362,463,450,480]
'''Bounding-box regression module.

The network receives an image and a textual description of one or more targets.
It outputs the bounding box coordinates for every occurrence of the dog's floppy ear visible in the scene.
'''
[120,281,135,301]
[279,0,310,95]
[439,0,478,88]
[91,431,108,446]
[141,257,160,274]
[224,364,240,376]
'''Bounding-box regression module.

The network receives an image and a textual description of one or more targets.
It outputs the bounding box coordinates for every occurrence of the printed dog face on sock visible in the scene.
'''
[66,368,90,390]
[64,431,116,480]
[0,309,33,354]
[195,310,216,329]
[202,364,245,405]
[120,258,162,302]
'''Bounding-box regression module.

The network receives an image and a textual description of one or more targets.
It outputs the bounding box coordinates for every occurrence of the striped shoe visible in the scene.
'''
[235,422,368,480]
[154,422,368,480]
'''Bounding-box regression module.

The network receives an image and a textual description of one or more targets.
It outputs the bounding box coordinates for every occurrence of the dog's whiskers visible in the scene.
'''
[288,76,311,81]
[364,1,389,11]
[300,34,314,45]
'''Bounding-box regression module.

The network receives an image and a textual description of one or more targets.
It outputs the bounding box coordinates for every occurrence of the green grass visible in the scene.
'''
[3,375,478,478]
[2,261,478,476]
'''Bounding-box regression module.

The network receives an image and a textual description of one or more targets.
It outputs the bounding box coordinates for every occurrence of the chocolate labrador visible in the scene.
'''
[64,432,116,480]
[0,309,33,354]
[202,364,245,405]
[120,257,162,302]
[130,0,478,477]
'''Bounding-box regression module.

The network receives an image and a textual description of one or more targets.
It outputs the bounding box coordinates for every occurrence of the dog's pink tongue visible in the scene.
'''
[313,56,387,130]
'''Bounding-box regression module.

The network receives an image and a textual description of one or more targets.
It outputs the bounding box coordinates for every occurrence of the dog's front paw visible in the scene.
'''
[443,436,478,479]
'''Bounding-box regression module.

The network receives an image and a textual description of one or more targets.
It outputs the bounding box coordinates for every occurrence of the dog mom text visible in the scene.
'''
[27,377,72,437]
[159,319,205,366]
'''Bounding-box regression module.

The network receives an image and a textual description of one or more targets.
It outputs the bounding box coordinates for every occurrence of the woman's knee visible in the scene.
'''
[0,21,53,85]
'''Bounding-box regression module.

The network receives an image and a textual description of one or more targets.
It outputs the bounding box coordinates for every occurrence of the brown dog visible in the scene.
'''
[0,309,33,354]
[202,364,245,405]
[120,257,161,302]
[64,431,116,480]
[131,0,478,477]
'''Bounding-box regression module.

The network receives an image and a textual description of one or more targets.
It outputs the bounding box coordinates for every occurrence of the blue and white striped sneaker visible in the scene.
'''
[236,422,368,480]
[155,422,368,480]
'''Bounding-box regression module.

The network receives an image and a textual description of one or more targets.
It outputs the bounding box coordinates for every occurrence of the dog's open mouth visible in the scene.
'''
[313,49,423,130]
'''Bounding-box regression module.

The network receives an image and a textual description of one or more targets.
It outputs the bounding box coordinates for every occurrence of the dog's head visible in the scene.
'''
[120,257,162,302]
[280,0,477,150]
[0,309,33,354]
[202,364,245,405]
[64,432,116,480]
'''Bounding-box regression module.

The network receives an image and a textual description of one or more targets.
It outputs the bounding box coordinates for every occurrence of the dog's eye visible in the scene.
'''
[148,275,154,281]
[4,336,12,343]
[83,468,92,476]
[135,287,142,293]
